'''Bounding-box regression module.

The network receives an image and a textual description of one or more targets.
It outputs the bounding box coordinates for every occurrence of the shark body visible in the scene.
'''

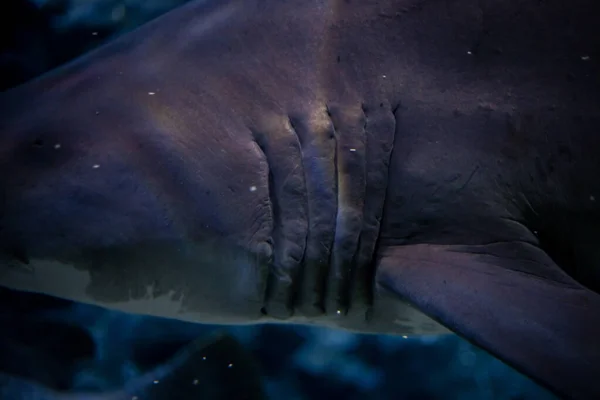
[1,0,599,398]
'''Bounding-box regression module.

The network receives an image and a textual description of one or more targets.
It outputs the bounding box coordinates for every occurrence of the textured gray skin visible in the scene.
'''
[0,0,599,399]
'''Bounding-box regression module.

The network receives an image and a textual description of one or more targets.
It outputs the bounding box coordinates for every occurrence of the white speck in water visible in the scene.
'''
[533,230,538,235]
[382,74,387,78]
[153,380,159,384]
[54,144,61,149]
[336,310,341,315]
[581,55,590,61]
[402,335,408,339]
[467,50,473,55]
[132,397,138,400]
[193,379,199,385]
[202,356,206,360]
[148,92,156,95]
[590,195,596,201]
[92,32,98,36]
[249,186,257,192]
[95,111,100,115]
[349,148,356,152]
[228,363,233,368]
[92,164,100,169]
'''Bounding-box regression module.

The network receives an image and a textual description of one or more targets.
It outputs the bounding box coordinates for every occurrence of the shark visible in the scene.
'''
[0,0,599,398]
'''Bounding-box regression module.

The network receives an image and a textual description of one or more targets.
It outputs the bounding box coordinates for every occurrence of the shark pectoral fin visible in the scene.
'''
[376,241,600,400]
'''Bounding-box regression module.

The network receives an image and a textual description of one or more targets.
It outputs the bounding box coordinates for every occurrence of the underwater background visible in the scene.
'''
[0,1,558,399]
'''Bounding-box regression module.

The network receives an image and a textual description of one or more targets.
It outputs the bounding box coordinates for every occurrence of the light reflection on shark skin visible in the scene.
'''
[1,0,600,399]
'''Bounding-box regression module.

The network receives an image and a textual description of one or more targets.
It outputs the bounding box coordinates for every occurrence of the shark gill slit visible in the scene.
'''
[345,103,370,311]
[325,103,368,316]
[249,124,307,319]
[289,109,338,317]
[281,117,310,316]
[286,116,308,314]
[350,101,399,317]
[246,132,272,317]
[339,103,369,314]
[325,104,341,314]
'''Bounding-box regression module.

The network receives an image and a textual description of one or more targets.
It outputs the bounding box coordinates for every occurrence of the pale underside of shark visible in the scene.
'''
[0,0,599,399]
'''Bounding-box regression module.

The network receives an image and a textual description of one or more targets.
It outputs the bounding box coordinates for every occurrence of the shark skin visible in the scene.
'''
[0,0,599,398]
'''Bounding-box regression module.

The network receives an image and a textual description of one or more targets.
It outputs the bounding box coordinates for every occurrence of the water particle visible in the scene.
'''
[382,74,387,78]
[590,195,596,201]
[202,356,206,360]
[249,186,257,192]
[467,51,472,55]
[228,363,233,368]
[153,380,159,384]
[336,310,341,315]
[92,32,98,36]
[349,148,356,152]
[148,92,156,95]
[54,144,61,149]
[581,55,590,61]
[132,397,138,400]
[92,164,100,169]
[193,379,199,385]
[402,335,408,339]
[95,111,100,115]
